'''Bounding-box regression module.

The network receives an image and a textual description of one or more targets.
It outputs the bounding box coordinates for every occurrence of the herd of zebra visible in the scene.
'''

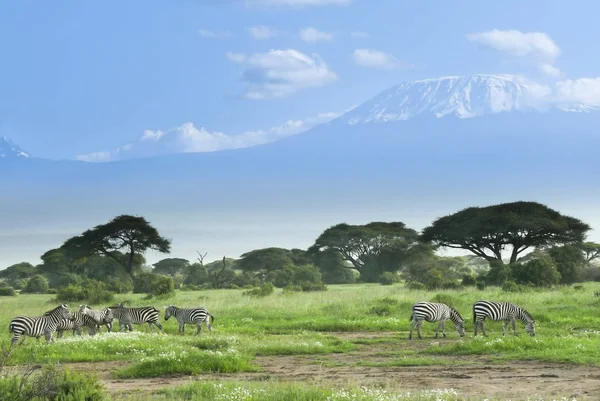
[8,303,215,345]
[7,299,535,346]
[409,300,536,339]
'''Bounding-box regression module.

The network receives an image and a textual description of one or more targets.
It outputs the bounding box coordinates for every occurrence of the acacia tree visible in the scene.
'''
[421,201,591,264]
[309,222,425,282]
[581,242,600,264]
[60,215,171,278]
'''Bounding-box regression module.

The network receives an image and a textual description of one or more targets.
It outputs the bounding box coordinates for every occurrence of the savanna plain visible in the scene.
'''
[1,283,599,401]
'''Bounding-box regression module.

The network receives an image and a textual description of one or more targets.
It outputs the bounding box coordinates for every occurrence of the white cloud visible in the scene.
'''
[555,77,600,107]
[198,29,231,39]
[75,151,112,162]
[350,31,369,38]
[246,0,350,7]
[353,48,408,70]
[226,52,247,63]
[247,25,278,39]
[466,29,561,78]
[299,27,332,42]
[74,111,342,162]
[230,49,337,99]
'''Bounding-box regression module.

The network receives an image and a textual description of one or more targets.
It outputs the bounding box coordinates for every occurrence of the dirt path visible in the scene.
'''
[61,332,600,400]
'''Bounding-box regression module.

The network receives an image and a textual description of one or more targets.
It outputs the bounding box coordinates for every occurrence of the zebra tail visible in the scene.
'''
[209,313,215,323]
[472,305,476,323]
[408,312,413,322]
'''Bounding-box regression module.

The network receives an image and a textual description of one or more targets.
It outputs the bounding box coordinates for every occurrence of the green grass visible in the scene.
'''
[2,282,600,380]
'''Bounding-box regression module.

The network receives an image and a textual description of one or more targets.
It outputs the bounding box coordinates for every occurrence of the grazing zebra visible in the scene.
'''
[109,303,163,332]
[56,312,100,338]
[409,301,466,340]
[9,304,71,345]
[79,305,114,332]
[473,300,536,337]
[164,305,215,335]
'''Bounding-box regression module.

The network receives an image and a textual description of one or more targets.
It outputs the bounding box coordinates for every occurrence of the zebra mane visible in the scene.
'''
[449,306,464,322]
[43,304,67,316]
[517,306,535,322]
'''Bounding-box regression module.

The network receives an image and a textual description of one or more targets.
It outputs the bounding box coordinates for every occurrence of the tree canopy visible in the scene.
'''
[60,214,171,278]
[421,201,591,264]
[309,222,424,281]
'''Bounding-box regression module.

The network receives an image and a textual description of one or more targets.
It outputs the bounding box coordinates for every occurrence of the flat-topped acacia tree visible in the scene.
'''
[420,201,591,264]
[60,214,171,278]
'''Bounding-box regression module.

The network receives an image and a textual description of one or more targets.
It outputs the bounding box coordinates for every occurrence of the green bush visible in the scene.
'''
[502,280,524,293]
[461,274,477,286]
[21,275,49,294]
[242,282,275,297]
[54,279,114,304]
[510,256,561,287]
[133,273,175,298]
[430,293,458,307]
[0,365,106,401]
[0,286,16,296]
[378,272,400,285]
[406,281,426,290]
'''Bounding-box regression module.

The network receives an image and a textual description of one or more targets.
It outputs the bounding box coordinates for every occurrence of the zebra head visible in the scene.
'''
[450,308,465,337]
[164,305,176,321]
[44,304,71,321]
[103,308,114,323]
[79,305,91,314]
[518,307,536,337]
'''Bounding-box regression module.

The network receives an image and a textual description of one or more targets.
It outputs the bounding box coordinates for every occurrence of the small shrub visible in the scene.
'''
[0,365,106,401]
[406,281,426,291]
[297,281,327,292]
[430,293,458,307]
[0,287,16,296]
[242,282,275,298]
[369,304,393,316]
[378,272,400,285]
[377,297,399,305]
[134,273,175,299]
[22,275,49,294]
[573,284,584,291]
[461,274,477,286]
[475,280,486,291]
[502,280,523,293]
[54,280,114,304]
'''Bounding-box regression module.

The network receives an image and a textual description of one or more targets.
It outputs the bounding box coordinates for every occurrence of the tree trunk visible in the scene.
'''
[128,241,135,278]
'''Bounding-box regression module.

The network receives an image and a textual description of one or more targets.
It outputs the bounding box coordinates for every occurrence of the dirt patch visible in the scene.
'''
[52,333,600,400]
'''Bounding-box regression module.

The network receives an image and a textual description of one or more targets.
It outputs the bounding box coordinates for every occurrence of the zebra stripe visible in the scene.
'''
[56,312,99,338]
[79,305,114,332]
[409,301,465,340]
[9,304,71,345]
[108,303,163,332]
[164,305,214,335]
[473,300,536,337]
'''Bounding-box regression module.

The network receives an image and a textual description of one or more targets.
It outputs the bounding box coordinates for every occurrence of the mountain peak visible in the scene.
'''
[339,74,549,125]
[0,136,30,158]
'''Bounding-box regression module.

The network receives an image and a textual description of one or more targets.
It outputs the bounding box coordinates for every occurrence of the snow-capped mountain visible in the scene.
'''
[0,136,29,158]
[340,74,558,125]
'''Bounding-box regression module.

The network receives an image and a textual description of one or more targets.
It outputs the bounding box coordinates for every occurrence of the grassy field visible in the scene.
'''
[1,283,599,400]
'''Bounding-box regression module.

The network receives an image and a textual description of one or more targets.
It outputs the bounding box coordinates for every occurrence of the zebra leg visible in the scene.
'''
[441,319,447,337]
[502,320,510,335]
[416,320,424,339]
[435,321,442,338]
[44,330,54,344]
[481,321,488,337]
[474,320,478,337]
[179,322,185,335]
[512,319,518,336]
[408,319,416,340]
[154,321,163,331]
[58,330,64,339]
[206,318,212,334]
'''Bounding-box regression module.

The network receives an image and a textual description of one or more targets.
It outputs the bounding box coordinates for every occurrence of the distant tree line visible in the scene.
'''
[1,201,600,300]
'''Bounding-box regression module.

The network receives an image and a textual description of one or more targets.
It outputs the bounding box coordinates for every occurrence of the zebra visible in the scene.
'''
[56,312,100,338]
[164,305,215,335]
[108,303,163,332]
[9,304,71,345]
[473,300,536,337]
[408,301,466,340]
[79,305,114,333]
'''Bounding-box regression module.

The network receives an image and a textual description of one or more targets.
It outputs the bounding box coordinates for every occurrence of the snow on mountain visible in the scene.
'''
[340,74,555,125]
[0,136,29,158]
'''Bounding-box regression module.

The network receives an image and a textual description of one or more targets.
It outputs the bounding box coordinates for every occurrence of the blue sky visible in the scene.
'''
[2,0,599,161]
